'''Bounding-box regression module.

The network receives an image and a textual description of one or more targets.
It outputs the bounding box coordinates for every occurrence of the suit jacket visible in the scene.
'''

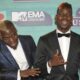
[0,35,36,80]
[34,30,80,80]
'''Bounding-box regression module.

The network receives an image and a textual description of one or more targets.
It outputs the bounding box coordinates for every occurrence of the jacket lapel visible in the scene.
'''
[66,32,78,72]
[19,37,31,66]
[47,30,61,53]
[1,42,19,68]
[49,30,65,72]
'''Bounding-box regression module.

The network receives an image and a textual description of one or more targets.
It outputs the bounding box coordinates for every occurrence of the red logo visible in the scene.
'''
[0,13,4,21]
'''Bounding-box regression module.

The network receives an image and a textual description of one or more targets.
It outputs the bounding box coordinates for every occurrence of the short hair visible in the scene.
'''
[4,20,17,32]
[57,2,72,15]
[0,20,17,33]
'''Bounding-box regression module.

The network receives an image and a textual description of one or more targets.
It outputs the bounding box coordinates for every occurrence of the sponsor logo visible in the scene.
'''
[12,11,52,26]
[73,8,80,26]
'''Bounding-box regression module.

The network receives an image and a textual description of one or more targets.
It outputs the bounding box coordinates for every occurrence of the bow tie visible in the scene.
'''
[58,33,71,37]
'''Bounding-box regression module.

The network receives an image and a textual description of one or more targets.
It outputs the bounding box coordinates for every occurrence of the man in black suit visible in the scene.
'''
[34,2,80,80]
[0,20,41,80]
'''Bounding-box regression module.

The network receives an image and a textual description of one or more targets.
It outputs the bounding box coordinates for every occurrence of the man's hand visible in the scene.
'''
[48,49,67,67]
[20,68,41,78]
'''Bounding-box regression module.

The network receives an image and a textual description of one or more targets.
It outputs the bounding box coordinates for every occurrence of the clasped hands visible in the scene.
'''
[20,67,41,78]
[48,50,67,67]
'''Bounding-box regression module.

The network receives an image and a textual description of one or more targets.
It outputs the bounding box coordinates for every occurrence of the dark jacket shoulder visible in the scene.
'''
[71,31,80,40]
[40,30,56,40]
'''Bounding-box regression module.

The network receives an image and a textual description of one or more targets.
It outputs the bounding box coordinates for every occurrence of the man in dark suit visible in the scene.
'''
[34,2,80,80]
[0,20,41,80]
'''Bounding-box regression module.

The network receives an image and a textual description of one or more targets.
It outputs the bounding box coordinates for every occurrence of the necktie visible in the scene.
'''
[58,33,71,37]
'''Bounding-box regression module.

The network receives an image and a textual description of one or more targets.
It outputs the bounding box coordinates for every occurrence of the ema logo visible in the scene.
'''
[12,11,52,26]
[73,8,80,26]
[12,11,45,21]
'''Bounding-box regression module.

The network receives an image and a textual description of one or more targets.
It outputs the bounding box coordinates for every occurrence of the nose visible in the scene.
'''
[9,37,14,42]
[10,35,17,41]
[62,15,67,19]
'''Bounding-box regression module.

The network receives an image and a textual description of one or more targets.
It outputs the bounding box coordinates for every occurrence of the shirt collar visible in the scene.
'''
[56,29,71,34]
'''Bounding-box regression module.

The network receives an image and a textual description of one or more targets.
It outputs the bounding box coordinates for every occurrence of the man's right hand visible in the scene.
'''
[20,68,41,78]
[48,50,67,67]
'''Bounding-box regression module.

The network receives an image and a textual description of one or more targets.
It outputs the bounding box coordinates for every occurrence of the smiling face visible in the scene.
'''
[55,3,73,33]
[2,27,18,49]
[1,20,18,49]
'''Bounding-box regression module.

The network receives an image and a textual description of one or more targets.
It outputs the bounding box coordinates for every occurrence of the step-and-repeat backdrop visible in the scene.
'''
[0,0,80,76]
[0,0,80,44]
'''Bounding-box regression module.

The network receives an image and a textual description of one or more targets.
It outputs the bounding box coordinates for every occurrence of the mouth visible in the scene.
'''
[62,20,68,25]
[60,20,69,28]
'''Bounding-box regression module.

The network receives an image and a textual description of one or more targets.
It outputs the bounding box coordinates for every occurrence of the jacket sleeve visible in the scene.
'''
[28,36,36,64]
[34,37,50,77]
[23,35,36,66]
[0,69,18,80]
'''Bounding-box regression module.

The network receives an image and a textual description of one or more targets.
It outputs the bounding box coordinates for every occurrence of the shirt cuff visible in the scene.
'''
[17,70,21,80]
[46,62,51,74]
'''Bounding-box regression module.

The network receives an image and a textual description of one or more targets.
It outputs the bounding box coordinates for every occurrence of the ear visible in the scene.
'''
[71,17,73,26]
[71,21,73,26]
[0,32,2,40]
[70,17,73,26]
[55,15,57,25]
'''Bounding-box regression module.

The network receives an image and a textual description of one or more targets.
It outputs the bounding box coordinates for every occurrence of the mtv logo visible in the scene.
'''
[12,11,52,26]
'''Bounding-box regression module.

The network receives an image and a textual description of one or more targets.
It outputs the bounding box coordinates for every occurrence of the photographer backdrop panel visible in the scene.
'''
[0,0,80,78]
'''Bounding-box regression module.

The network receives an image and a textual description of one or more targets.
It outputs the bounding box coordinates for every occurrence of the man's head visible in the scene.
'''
[55,2,73,33]
[0,20,18,49]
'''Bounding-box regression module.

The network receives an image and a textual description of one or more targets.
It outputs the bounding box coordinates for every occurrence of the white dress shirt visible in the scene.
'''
[47,29,71,73]
[7,39,29,80]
